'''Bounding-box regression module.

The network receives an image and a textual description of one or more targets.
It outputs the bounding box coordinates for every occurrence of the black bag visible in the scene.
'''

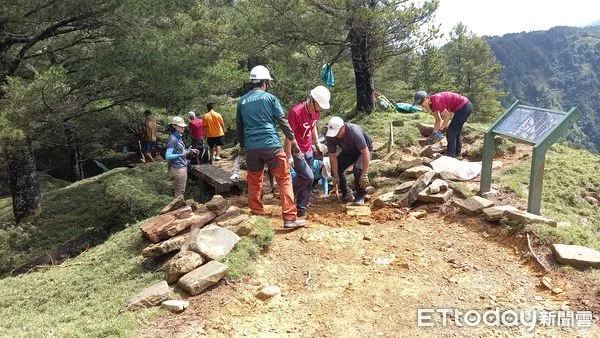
[198,143,211,164]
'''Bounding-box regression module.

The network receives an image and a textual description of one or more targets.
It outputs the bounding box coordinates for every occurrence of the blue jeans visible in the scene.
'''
[447,101,473,158]
[292,150,314,213]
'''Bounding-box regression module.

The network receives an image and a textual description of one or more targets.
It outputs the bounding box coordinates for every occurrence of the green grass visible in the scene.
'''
[349,109,430,148]
[221,217,274,280]
[498,143,600,250]
[0,225,164,337]
[0,163,172,275]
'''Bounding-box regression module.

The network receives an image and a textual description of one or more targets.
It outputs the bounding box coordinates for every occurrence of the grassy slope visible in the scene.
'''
[499,143,600,250]
[0,225,163,337]
[0,163,172,274]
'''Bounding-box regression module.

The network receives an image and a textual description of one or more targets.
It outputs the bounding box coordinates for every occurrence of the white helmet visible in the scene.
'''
[188,111,196,118]
[249,65,273,82]
[310,85,331,110]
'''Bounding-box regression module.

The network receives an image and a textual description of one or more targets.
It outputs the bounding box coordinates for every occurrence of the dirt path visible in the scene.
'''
[139,198,599,337]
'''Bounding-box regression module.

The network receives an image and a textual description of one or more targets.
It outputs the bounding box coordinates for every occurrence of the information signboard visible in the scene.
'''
[480,101,581,215]
[493,106,566,144]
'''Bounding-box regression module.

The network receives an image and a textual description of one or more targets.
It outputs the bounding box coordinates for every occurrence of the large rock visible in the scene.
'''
[214,208,244,224]
[397,158,423,172]
[161,300,189,313]
[171,206,193,219]
[160,196,187,215]
[398,171,436,207]
[551,244,600,269]
[346,205,372,216]
[190,224,241,260]
[372,192,396,209]
[453,196,495,216]
[417,123,434,137]
[165,250,205,284]
[141,212,216,243]
[178,260,228,296]
[504,210,557,227]
[417,189,453,203]
[141,234,188,258]
[394,181,415,195]
[427,179,448,194]
[223,215,256,236]
[120,281,170,313]
[205,195,228,211]
[217,213,250,228]
[404,165,433,179]
[482,205,518,222]
[420,143,447,158]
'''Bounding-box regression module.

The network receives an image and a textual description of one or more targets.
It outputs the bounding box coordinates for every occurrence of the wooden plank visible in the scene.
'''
[189,165,246,194]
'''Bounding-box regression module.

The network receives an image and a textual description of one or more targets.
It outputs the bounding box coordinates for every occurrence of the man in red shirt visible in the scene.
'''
[284,85,330,217]
[414,91,473,159]
[188,111,205,164]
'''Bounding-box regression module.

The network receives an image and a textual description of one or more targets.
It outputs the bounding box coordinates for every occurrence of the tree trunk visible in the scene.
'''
[65,126,84,181]
[8,144,42,222]
[348,16,375,113]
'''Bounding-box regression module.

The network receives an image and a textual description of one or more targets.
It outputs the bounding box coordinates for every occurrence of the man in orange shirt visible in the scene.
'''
[203,103,225,161]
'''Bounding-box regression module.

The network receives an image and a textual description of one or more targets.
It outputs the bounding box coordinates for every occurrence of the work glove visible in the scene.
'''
[332,175,340,186]
[359,172,370,189]
[291,142,301,155]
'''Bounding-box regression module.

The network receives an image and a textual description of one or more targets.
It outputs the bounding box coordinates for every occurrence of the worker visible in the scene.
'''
[236,65,306,229]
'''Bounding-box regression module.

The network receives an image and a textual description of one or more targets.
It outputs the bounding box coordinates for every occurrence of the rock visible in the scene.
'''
[394,181,415,194]
[178,260,228,296]
[194,204,209,214]
[417,189,453,203]
[410,210,427,219]
[186,199,201,212]
[358,219,372,225]
[190,224,241,260]
[161,300,189,313]
[180,228,200,251]
[482,205,518,222]
[120,281,170,313]
[160,196,188,215]
[165,250,205,284]
[404,165,432,179]
[141,211,216,243]
[453,196,495,216]
[223,216,256,236]
[420,143,447,158]
[391,120,404,127]
[397,158,423,172]
[217,213,250,228]
[256,285,281,301]
[551,244,600,269]
[372,192,396,209]
[504,210,557,227]
[427,179,448,194]
[417,123,434,137]
[398,171,436,208]
[365,186,376,194]
[214,209,245,224]
[346,205,372,216]
[141,251,178,272]
[205,195,228,211]
[584,196,599,205]
[141,234,188,258]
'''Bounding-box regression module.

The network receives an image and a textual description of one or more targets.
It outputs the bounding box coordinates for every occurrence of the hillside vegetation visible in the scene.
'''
[487,26,600,150]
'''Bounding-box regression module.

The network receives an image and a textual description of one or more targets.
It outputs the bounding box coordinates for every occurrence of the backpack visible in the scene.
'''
[198,143,211,164]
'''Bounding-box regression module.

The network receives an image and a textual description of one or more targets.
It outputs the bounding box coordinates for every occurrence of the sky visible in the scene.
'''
[433,0,600,38]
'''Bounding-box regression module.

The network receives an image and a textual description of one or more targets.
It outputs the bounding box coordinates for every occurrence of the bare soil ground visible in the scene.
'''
[140,147,599,337]
[139,199,600,337]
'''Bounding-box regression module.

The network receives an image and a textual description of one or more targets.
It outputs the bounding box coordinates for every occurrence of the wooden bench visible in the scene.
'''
[189,164,246,195]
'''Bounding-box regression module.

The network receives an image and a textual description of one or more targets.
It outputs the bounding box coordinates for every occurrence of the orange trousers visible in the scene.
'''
[247,151,297,220]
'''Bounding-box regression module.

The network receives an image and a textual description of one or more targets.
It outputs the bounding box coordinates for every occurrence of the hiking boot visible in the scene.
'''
[353,198,365,206]
[283,219,307,229]
[297,209,308,217]
[340,192,355,203]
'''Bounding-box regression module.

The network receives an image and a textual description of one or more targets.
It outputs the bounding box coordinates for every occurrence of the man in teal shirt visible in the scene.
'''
[236,65,306,229]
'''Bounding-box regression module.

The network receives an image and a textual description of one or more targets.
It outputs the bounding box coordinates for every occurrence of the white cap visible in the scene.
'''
[249,65,273,82]
[310,85,331,110]
[188,111,196,118]
[325,116,344,137]
[170,116,187,127]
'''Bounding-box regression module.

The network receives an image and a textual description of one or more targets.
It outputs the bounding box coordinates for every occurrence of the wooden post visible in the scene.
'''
[387,122,394,153]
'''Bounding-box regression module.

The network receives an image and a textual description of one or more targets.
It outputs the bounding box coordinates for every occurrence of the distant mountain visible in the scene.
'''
[486,26,600,151]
